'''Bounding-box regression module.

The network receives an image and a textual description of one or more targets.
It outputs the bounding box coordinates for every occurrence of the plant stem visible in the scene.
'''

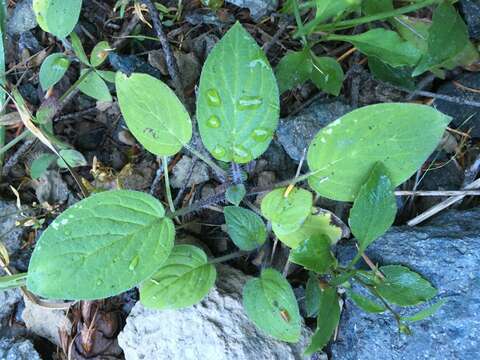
[183,143,227,178]
[292,0,307,45]
[163,156,176,214]
[208,250,249,264]
[0,130,29,157]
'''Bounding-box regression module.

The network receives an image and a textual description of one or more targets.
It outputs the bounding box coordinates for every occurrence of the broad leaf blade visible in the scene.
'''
[30,153,56,179]
[197,22,279,163]
[27,190,175,300]
[224,206,267,251]
[116,72,192,156]
[33,0,83,39]
[376,265,437,306]
[243,269,301,342]
[289,235,336,274]
[78,70,112,102]
[225,184,246,206]
[349,162,397,251]
[307,103,451,201]
[90,41,110,67]
[261,187,312,227]
[39,53,70,90]
[275,49,312,93]
[140,245,216,309]
[310,56,344,96]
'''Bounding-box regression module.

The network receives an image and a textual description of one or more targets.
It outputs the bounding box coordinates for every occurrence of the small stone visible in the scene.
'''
[118,265,314,360]
[226,0,277,20]
[460,0,480,40]
[0,290,22,332]
[170,156,210,189]
[33,170,70,205]
[277,100,352,162]
[7,0,37,36]
[0,338,41,360]
[0,201,25,260]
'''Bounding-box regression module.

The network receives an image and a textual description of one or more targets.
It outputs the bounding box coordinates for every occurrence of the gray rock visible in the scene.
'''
[171,156,210,188]
[0,338,41,360]
[7,0,37,36]
[460,0,480,40]
[226,0,277,20]
[277,100,352,162]
[0,290,22,332]
[331,208,480,360]
[0,201,25,258]
[118,265,313,360]
[434,72,480,138]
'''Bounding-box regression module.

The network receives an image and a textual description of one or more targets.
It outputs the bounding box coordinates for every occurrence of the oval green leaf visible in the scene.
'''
[197,22,279,163]
[78,70,112,102]
[307,103,451,201]
[116,72,192,156]
[140,245,216,309]
[90,41,110,67]
[39,53,70,90]
[275,49,313,93]
[347,290,386,313]
[224,206,267,251]
[310,55,344,96]
[243,268,301,342]
[33,0,83,39]
[57,149,87,168]
[289,235,336,274]
[30,153,56,179]
[27,190,175,300]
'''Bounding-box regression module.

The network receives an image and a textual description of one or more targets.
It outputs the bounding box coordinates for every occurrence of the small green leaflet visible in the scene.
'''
[57,149,87,168]
[349,163,397,252]
[362,0,393,15]
[224,206,267,251]
[310,55,344,96]
[307,103,451,201]
[261,187,312,228]
[197,22,279,163]
[39,53,70,90]
[402,299,446,322]
[90,41,110,67]
[305,287,340,355]
[368,57,415,90]
[305,273,321,317]
[274,211,343,249]
[78,70,112,102]
[140,245,216,309]
[225,184,246,206]
[27,190,175,300]
[289,235,336,274]
[326,29,422,68]
[33,0,83,39]
[70,32,89,65]
[116,72,192,156]
[243,268,301,342]
[376,265,437,306]
[30,153,56,179]
[315,0,361,23]
[347,290,386,313]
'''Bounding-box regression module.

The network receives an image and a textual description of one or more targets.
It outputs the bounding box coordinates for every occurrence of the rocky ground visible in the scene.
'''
[0,0,480,359]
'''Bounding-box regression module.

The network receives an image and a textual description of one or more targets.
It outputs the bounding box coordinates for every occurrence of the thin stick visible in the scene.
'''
[208,250,249,264]
[163,156,176,214]
[395,190,480,196]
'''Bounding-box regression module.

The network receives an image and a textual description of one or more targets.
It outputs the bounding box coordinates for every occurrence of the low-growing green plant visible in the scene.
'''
[1,4,459,355]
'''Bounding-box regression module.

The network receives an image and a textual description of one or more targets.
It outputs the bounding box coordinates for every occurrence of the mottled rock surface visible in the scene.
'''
[0,337,41,360]
[331,208,480,360]
[119,265,313,360]
[460,0,480,39]
[226,0,277,20]
[7,0,37,36]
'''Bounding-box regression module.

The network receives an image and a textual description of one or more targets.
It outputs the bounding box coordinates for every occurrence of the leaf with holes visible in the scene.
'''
[33,0,83,39]
[116,72,192,156]
[307,103,451,201]
[224,206,267,251]
[39,53,70,90]
[243,268,301,342]
[197,22,279,163]
[140,245,216,309]
[27,190,174,300]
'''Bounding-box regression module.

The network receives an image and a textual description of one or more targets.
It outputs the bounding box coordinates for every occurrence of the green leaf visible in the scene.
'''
[315,0,361,23]
[274,212,343,249]
[305,273,320,317]
[224,206,266,251]
[362,0,393,15]
[96,70,116,83]
[310,56,344,96]
[413,3,474,76]
[376,265,437,306]
[305,287,340,355]
[116,72,192,156]
[57,149,87,168]
[307,103,451,201]
[261,187,312,228]
[368,57,415,90]
[39,53,70,90]
[197,22,279,163]
[30,153,56,179]
[289,235,336,274]
[347,290,386,313]
[275,49,312,93]
[70,32,89,65]
[78,70,112,102]
[349,163,397,251]
[326,29,422,68]
[33,0,83,39]
[27,190,175,300]
[394,16,430,54]
[225,184,246,206]
[402,299,446,322]
[243,268,301,342]
[140,245,216,309]
[90,41,110,67]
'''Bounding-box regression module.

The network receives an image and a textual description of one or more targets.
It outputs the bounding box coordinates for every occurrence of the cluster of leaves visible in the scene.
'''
[277,0,479,92]
[1,0,465,355]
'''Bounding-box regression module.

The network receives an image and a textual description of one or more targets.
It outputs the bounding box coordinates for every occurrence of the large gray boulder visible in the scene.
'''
[118,265,313,360]
[331,208,480,359]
